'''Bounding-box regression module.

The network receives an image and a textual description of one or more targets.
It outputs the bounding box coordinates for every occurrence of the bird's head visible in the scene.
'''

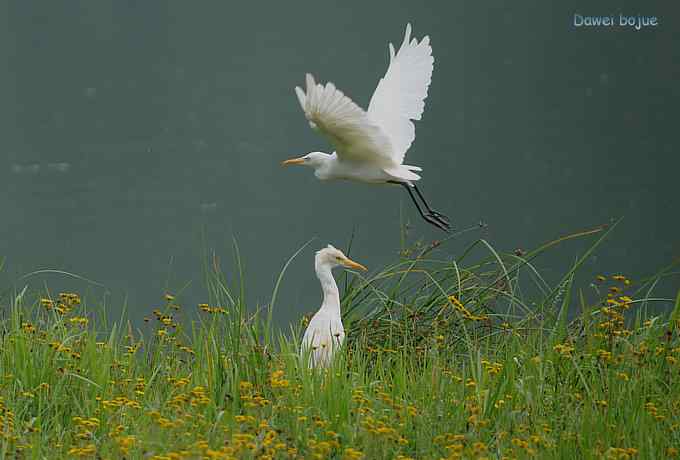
[315,244,368,272]
[281,152,331,170]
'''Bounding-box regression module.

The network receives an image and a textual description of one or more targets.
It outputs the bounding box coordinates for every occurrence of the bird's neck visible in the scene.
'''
[315,263,341,316]
[313,152,338,180]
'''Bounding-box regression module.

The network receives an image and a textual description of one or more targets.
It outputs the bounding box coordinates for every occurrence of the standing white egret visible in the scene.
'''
[301,244,367,368]
[283,24,450,231]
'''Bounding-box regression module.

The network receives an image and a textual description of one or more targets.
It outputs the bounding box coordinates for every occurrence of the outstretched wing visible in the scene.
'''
[295,73,393,164]
[368,24,434,165]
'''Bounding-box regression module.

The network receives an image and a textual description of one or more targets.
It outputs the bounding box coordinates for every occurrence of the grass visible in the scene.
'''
[1,224,679,459]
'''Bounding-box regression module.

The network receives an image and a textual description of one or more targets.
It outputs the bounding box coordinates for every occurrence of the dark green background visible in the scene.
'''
[1,2,678,323]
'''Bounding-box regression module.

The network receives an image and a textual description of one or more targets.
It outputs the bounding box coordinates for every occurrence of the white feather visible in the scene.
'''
[295,73,394,165]
[368,23,434,165]
[301,312,344,368]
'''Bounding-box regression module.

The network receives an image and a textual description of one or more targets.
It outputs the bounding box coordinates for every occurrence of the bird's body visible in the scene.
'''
[301,245,367,368]
[307,152,405,184]
[283,24,450,231]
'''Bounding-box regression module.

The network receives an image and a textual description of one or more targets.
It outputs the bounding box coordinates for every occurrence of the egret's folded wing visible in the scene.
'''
[368,24,434,164]
[295,73,393,164]
[301,323,335,368]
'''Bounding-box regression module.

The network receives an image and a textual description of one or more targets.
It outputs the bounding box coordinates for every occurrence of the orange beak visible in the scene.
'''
[281,157,305,166]
[341,257,368,272]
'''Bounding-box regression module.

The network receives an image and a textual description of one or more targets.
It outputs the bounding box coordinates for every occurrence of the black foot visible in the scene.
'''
[394,180,452,232]
[428,210,450,223]
[425,213,451,232]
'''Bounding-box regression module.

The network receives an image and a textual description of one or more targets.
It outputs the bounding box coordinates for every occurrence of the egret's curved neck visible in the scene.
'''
[315,262,340,317]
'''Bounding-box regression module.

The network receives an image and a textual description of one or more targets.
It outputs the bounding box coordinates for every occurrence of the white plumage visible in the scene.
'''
[284,24,450,231]
[286,23,433,184]
[301,245,367,368]
[368,23,434,165]
[295,74,394,167]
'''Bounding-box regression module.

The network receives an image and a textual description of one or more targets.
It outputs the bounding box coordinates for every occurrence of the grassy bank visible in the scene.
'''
[1,225,679,459]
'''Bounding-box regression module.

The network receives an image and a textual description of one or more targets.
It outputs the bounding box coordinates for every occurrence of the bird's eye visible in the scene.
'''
[335,256,342,261]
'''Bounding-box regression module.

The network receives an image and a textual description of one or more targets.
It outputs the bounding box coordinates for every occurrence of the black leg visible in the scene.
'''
[412,184,451,224]
[391,182,450,232]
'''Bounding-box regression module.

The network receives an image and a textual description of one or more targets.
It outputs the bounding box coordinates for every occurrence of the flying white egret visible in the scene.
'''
[301,244,367,368]
[283,24,450,231]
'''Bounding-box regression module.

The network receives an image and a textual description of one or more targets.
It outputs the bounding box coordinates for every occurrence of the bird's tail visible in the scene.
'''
[383,165,421,182]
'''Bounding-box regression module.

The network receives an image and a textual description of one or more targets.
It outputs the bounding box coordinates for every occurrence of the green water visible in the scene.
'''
[1,2,678,324]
